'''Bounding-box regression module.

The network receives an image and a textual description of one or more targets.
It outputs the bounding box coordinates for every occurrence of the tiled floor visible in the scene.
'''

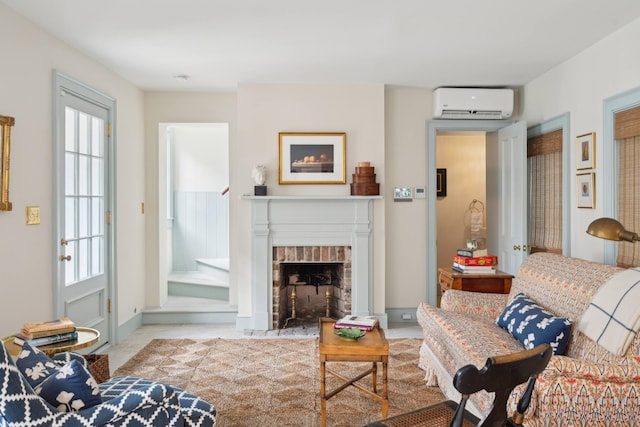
[104,321,424,373]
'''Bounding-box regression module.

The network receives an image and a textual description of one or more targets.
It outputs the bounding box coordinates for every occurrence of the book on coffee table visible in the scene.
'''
[334,315,378,331]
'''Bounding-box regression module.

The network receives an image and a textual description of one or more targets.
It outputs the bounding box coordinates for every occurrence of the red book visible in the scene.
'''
[453,255,498,266]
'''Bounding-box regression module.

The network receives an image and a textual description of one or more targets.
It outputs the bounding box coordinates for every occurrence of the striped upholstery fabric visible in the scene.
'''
[418,253,640,426]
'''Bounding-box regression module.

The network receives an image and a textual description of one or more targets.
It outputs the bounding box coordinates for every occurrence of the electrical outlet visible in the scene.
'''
[401,313,412,320]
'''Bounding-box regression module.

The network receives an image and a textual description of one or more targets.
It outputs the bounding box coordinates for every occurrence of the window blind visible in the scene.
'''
[614,106,640,267]
[528,129,562,253]
[615,105,640,140]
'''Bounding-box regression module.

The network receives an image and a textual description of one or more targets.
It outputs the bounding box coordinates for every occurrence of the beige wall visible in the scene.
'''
[383,87,430,308]
[143,84,429,321]
[0,4,145,337]
[2,1,640,339]
[233,84,386,320]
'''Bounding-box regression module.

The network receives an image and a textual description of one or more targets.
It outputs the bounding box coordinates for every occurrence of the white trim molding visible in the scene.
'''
[244,195,380,330]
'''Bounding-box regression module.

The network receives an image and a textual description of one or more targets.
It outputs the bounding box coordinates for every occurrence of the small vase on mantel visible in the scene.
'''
[350,162,380,196]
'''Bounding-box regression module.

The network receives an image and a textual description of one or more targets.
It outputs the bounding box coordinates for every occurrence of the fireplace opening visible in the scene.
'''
[278,263,343,328]
[274,262,346,329]
[272,245,352,329]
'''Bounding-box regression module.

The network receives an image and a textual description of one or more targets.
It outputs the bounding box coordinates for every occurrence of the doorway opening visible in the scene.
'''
[435,131,488,285]
[426,120,528,307]
[161,123,230,308]
[427,115,570,307]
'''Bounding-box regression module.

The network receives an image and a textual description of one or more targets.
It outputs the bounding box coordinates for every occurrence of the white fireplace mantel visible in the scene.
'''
[244,195,381,330]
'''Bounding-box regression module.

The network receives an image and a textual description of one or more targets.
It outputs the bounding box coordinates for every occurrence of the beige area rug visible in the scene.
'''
[114,337,445,427]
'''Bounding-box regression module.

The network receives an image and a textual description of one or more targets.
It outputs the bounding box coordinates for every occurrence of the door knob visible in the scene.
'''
[59,255,71,261]
[61,238,68,246]
[513,245,521,251]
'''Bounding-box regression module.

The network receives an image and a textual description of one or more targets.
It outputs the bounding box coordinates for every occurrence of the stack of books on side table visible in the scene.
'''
[333,315,379,331]
[14,317,77,347]
[453,248,498,274]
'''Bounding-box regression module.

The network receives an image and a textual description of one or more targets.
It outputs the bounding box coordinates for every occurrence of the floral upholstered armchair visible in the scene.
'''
[0,341,216,426]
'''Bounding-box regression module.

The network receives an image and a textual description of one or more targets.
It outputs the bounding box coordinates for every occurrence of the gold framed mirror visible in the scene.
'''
[0,115,15,211]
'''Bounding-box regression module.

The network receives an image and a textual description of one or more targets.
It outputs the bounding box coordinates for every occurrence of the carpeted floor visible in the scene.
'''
[114,337,444,427]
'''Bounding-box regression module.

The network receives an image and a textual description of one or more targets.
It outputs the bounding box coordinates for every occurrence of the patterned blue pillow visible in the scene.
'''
[496,293,572,355]
[34,359,102,412]
[16,342,61,388]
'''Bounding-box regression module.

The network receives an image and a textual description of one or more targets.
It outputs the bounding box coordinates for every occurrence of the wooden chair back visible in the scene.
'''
[450,344,553,427]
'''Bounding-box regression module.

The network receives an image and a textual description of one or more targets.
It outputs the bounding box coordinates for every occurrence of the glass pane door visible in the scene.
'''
[64,107,105,285]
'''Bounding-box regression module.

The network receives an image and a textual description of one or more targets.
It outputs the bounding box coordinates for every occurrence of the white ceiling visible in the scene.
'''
[4,0,640,92]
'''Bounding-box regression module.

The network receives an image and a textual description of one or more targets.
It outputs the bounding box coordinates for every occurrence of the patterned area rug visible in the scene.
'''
[114,337,444,427]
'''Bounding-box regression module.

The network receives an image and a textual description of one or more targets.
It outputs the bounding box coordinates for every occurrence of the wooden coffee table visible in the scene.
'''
[319,317,389,427]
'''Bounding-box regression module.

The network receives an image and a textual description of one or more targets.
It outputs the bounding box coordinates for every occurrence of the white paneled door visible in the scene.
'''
[498,121,528,275]
[54,73,113,348]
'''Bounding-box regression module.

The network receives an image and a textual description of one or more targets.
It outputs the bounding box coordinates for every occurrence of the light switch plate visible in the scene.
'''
[26,206,40,225]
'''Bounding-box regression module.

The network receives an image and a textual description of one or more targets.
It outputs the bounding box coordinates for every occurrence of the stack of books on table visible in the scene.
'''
[13,317,78,347]
[333,315,379,331]
[453,248,498,274]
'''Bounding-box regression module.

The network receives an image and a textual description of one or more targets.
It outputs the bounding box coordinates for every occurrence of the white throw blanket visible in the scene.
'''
[577,267,640,356]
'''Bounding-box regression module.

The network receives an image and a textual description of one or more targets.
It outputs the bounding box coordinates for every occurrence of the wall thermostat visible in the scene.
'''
[414,187,426,199]
[394,187,413,201]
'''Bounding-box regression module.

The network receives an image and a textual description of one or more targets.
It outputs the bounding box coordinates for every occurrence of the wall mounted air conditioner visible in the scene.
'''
[433,88,514,119]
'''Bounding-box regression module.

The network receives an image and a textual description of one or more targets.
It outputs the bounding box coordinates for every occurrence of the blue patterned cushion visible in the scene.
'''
[16,342,61,388]
[1,342,189,426]
[497,293,572,354]
[34,359,102,412]
[101,376,217,426]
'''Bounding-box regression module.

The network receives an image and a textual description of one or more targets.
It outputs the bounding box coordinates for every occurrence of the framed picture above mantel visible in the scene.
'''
[278,132,346,184]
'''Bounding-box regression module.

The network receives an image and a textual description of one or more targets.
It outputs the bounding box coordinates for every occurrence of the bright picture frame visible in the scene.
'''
[576,132,595,170]
[278,132,346,184]
[576,172,595,208]
[0,115,15,211]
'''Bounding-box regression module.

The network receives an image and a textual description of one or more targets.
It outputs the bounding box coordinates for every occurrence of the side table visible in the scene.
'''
[319,317,389,427]
[2,326,100,357]
[438,267,513,294]
[2,327,109,383]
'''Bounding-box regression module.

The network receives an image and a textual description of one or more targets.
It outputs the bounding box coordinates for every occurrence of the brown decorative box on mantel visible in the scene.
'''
[350,162,380,195]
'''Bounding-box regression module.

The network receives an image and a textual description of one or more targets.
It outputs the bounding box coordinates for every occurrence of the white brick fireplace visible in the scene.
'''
[247,196,380,330]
